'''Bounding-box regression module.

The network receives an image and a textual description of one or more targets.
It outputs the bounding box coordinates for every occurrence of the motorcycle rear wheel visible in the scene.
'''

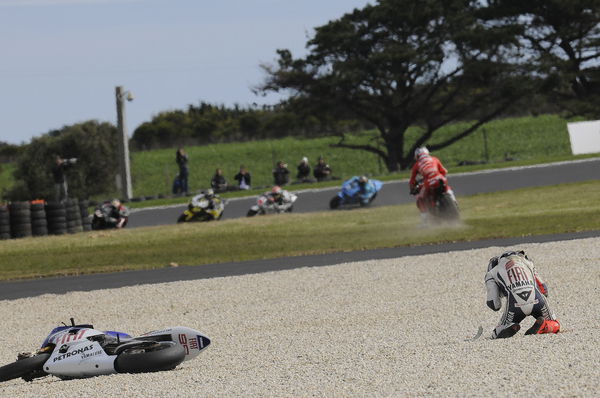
[438,194,460,221]
[0,353,50,383]
[114,342,185,374]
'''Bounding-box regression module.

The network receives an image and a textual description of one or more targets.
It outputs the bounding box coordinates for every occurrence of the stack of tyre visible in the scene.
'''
[9,202,32,239]
[79,200,92,231]
[30,201,48,236]
[0,205,10,240]
[45,201,67,235]
[0,200,92,239]
[65,198,83,234]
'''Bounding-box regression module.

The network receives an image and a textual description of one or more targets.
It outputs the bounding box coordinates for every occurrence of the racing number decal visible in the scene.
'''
[178,333,188,354]
[178,333,200,354]
[57,329,86,344]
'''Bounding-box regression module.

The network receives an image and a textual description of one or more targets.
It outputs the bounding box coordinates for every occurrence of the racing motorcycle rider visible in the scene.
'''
[98,199,129,228]
[485,250,561,339]
[267,186,294,211]
[345,175,377,206]
[408,147,454,226]
[190,189,220,211]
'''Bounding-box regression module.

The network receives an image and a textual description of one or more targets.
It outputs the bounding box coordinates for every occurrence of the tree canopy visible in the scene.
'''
[131,102,368,150]
[484,0,600,117]
[258,0,596,170]
[6,121,119,201]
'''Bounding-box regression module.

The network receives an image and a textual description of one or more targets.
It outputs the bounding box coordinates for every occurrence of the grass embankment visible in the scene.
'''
[130,114,574,197]
[1,180,599,281]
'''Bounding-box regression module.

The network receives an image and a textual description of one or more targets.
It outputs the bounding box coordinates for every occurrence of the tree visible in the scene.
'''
[258,0,533,170]
[7,121,119,201]
[484,0,600,118]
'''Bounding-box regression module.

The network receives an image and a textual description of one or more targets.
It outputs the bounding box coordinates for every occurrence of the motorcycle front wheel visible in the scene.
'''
[0,353,50,383]
[115,342,185,374]
[329,196,341,209]
[246,209,258,217]
[176,214,187,223]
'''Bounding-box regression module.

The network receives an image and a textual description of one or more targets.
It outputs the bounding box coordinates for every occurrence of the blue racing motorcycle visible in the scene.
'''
[329,176,383,209]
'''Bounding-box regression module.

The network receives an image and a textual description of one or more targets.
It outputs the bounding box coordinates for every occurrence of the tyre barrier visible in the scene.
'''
[30,201,48,237]
[0,205,10,240]
[65,198,83,234]
[0,199,100,240]
[9,202,32,239]
[45,201,67,236]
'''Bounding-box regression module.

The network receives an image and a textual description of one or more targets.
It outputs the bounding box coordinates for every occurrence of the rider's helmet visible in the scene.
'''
[111,198,121,208]
[500,250,528,260]
[205,188,215,199]
[414,147,430,160]
[489,250,528,271]
[269,186,282,202]
[358,175,369,186]
[487,256,499,272]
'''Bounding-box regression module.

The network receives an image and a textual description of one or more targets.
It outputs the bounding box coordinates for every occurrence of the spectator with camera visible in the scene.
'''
[52,155,77,202]
[211,168,228,193]
[313,156,332,182]
[273,160,290,186]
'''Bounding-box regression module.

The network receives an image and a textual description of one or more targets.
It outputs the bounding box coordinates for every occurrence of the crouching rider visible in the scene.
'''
[485,250,561,339]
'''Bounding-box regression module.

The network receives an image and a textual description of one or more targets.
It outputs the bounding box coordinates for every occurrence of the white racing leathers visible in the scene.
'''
[485,253,557,339]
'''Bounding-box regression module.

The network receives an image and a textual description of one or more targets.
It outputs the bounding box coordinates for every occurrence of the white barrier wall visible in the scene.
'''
[567,120,600,155]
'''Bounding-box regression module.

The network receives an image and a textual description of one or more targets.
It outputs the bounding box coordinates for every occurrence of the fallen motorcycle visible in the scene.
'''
[329,177,383,209]
[0,318,210,383]
[177,193,226,223]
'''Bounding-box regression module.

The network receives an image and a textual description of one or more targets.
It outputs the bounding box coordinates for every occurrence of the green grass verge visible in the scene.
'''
[130,114,576,198]
[1,180,599,281]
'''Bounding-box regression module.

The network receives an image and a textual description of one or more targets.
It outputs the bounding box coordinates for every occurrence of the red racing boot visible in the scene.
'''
[525,317,561,335]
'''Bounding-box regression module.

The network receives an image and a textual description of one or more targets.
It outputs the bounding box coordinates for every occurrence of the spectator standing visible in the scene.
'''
[296,157,312,182]
[273,160,290,186]
[211,168,228,193]
[313,156,332,182]
[234,165,252,190]
[176,147,189,195]
[52,155,77,202]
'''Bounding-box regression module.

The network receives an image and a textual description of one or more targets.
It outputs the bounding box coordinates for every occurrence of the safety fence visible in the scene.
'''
[0,199,91,240]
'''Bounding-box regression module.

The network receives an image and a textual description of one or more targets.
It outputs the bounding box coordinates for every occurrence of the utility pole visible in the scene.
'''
[115,86,133,200]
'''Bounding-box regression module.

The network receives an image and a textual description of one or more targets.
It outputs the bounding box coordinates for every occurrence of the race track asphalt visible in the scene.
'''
[1,158,598,300]
[128,158,600,227]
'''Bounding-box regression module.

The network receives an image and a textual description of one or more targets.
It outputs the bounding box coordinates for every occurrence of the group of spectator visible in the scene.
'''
[172,148,335,195]
[52,145,335,202]
[206,156,333,193]
[272,156,333,187]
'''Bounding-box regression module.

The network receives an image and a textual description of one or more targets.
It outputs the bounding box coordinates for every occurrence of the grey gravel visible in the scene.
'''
[1,237,599,397]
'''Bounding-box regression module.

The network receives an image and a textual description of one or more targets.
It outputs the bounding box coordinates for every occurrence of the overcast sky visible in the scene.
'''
[0,0,371,144]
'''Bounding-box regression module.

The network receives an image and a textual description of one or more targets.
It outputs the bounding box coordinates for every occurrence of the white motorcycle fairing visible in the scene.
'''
[25,325,209,380]
[45,340,115,378]
[139,326,211,361]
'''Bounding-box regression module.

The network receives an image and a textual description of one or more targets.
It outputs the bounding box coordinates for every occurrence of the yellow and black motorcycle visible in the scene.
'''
[177,192,225,223]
